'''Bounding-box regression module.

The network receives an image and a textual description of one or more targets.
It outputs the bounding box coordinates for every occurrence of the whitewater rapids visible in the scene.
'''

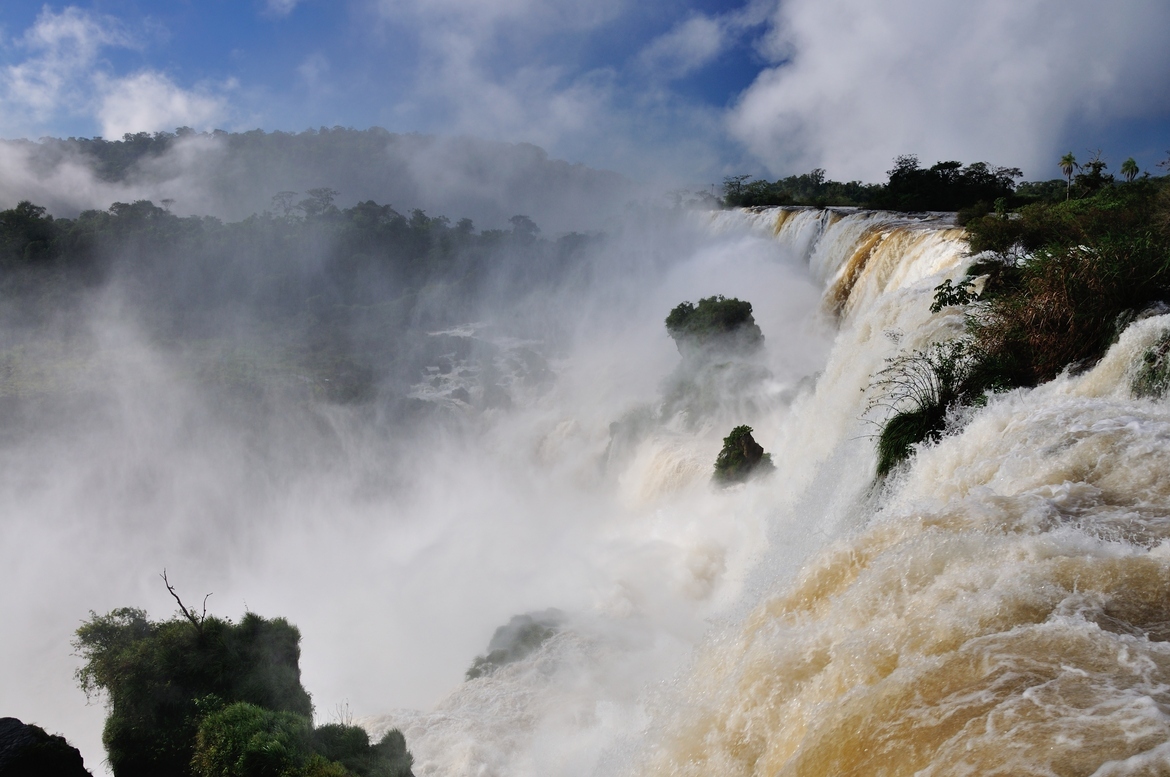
[641,208,1170,776]
[370,206,1170,776]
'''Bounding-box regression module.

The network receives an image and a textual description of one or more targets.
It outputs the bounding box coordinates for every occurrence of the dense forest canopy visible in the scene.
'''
[720,151,1159,217]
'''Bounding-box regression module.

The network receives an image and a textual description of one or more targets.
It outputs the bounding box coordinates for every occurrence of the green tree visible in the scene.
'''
[299,188,340,219]
[312,725,414,777]
[75,605,313,776]
[1060,152,1078,200]
[271,191,300,218]
[721,174,752,204]
[0,200,59,266]
[1073,151,1113,194]
[1121,157,1139,183]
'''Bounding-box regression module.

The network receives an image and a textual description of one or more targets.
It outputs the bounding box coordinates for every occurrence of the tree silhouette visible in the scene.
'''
[1060,152,1078,200]
[1121,157,1139,183]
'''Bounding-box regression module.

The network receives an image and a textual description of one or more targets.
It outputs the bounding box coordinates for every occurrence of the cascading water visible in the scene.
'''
[639,209,1170,776]
[7,204,1164,777]
[367,205,1170,776]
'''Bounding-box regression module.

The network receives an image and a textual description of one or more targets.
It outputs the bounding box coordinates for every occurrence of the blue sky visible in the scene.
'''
[1,1,1169,184]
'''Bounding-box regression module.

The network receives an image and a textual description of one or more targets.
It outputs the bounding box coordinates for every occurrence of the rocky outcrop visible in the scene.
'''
[665,296,764,363]
[465,610,565,680]
[0,717,92,777]
[713,425,775,485]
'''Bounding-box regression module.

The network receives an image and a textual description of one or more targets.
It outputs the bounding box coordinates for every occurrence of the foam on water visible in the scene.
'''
[388,207,1170,776]
[635,214,1170,776]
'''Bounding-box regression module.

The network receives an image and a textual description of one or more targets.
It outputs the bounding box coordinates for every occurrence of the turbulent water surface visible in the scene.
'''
[5,206,1170,776]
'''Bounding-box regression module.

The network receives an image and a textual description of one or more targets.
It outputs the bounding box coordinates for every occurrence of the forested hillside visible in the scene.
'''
[0,191,597,424]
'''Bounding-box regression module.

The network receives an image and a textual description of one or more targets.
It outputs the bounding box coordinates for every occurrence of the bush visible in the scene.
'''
[712,425,774,485]
[312,724,413,777]
[191,701,315,777]
[868,342,980,477]
[929,278,978,313]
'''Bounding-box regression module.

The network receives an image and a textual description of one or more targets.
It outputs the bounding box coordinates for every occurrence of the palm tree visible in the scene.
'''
[1060,152,1078,200]
[1121,157,1139,183]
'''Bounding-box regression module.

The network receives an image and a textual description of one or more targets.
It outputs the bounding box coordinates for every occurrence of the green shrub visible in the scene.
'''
[75,595,416,777]
[712,425,774,485]
[929,278,978,313]
[312,724,413,777]
[871,177,1170,476]
[191,702,314,777]
[960,180,1170,387]
[868,342,979,477]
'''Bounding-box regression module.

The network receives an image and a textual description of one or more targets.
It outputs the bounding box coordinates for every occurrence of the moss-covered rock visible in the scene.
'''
[665,296,763,361]
[712,425,774,485]
[465,610,564,680]
[1133,330,1170,398]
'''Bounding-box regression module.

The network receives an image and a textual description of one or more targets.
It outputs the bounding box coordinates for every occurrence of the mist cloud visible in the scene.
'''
[731,0,1170,181]
[368,0,626,160]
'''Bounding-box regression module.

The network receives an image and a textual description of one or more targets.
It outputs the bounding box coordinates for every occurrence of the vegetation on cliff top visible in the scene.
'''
[722,154,1023,213]
[665,296,763,358]
[74,578,412,777]
[871,154,1170,475]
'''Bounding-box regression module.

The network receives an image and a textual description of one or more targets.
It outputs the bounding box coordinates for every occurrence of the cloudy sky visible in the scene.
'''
[1,0,1169,183]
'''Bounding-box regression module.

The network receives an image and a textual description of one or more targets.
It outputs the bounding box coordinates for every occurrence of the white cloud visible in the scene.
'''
[638,15,726,81]
[298,52,330,89]
[372,0,625,33]
[265,0,303,18]
[96,72,230,138]
[0,6,231,139]
[1,6,130,125]
[729,0,1170,181]
[366,0,631,161]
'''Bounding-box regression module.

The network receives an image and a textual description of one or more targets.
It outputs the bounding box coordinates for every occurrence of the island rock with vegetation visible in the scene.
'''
[73,578,413,777]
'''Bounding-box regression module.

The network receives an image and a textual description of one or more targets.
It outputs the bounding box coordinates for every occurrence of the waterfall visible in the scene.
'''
[366,206,1170,776]
[637,209,1170,776]
[9,204,1166,776]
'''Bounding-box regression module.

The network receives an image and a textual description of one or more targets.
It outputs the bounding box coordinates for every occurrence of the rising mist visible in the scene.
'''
[0,137,829,775]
